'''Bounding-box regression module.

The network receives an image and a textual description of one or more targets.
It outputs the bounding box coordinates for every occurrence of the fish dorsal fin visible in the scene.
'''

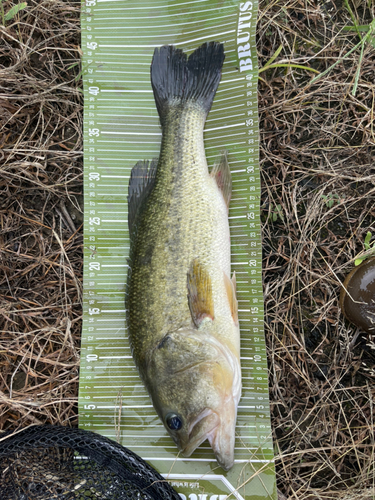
[187,259,214,328]
[128,159,158,234]
[224,271,238,326]
[210,151,232,208]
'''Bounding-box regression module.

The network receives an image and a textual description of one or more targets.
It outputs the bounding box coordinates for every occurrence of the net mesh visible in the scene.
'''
[0,426,181,500]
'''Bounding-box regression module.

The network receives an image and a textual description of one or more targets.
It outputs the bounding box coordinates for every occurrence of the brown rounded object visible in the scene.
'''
[339,256,375,333]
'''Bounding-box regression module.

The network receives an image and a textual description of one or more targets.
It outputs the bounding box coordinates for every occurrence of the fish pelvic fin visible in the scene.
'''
[211,150,232,208]
[151,42,225,125]
[187,259,215,328]
[127,159,158,235]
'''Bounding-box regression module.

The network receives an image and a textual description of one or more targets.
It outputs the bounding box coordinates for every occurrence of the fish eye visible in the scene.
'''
[165,412,183,431]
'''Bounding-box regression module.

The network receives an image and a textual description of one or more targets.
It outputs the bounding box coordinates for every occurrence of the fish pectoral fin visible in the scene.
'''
[224,271,239,326]
[210,150,232,208]
[127,159,158,234]
[187,259,214,328]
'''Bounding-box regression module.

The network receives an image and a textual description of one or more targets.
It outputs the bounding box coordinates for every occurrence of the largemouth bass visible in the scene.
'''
[126,42,241,471]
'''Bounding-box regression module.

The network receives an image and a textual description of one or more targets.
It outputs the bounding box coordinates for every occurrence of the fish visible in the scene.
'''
[125,42,241,471]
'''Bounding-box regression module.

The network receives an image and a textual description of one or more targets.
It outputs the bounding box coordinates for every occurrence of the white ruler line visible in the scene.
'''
[208,94,243,103]
[92,81,150,85]
[96,0,210,7]
[204,122,245,132]
[209,103,244,113]
[154,458,274,464]
[96,156,158,159]
[90,376,139,379]
[95,4,233,18]
[98,31,236,48]
[101,130,161,134]
[205,141,246,149]
[216,85,245,93]
[99,309,126,313]
[203,132,246,140]
[96,318,126,323]
[96,122,160,127]
[97,22,235,38]
[100,90,153,93]
[89,246,128,249]
[206,113,245,123]
[95,70,150,75]
[94,14,235,30]
[101,220,127,223]
[97,113,154,118]
[229,206,247,210]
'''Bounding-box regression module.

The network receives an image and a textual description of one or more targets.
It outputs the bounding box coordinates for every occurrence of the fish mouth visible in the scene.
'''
[206,397,237,471]
[179,408,220,458]
[179,399,237,471]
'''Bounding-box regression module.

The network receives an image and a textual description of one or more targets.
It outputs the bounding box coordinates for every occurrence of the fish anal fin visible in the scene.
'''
[210,151,232,208]
[187,259,214,328]
[128,159,158,234]
[224,271,238,326]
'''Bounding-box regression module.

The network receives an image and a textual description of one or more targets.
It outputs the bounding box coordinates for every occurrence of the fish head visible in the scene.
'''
[146,327,241,471]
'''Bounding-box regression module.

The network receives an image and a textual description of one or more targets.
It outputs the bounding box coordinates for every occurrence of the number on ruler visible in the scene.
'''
[88,128,99,137]
[89,172,100,181]
[89,308,100,315]
[86,354,98,362]
[86,0,96,5]
[89,262,100,271]
[89,86,100,96]
[87,42,97,50]
[89,217,100,225]
[84,404,96,409]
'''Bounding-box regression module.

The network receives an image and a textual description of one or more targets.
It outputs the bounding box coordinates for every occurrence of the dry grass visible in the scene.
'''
[0,0,374,498]
[258,0,375,497]
[0,0,82,429]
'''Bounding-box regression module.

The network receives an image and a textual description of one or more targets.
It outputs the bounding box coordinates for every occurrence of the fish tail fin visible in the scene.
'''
[151,42,225,125]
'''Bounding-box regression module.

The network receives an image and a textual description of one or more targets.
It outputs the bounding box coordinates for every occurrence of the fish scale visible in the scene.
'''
[129,107,232,349]
[126,43,241,471]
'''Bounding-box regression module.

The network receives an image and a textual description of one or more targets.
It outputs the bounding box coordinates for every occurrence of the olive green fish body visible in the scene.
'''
[126,43,241,471]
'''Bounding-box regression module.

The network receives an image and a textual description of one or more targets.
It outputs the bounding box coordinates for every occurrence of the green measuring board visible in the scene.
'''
[79,0,276,498]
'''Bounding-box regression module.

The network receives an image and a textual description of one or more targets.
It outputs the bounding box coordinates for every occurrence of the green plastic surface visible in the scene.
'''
[79,0,276,498]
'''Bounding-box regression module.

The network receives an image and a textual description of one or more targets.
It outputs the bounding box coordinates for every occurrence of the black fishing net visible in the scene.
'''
[0,425,181,500]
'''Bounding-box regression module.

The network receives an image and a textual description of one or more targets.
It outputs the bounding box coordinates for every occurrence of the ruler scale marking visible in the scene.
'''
[80,0,276,497]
